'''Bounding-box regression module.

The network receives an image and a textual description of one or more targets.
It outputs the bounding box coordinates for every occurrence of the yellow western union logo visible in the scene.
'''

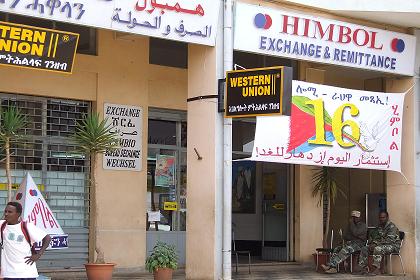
[0,24,47,56]
[229,74,276,97]
[47,33,59,58]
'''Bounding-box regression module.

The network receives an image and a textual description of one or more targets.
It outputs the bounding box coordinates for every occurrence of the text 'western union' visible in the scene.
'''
[0,25,46,56]
[230,74,276,97]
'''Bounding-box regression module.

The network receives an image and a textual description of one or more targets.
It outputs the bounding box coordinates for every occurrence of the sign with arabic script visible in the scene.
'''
[234,2,416,75]
[0,21,78,73]
[103,103,142,171]
[225,66,292,118]
[248,81,406,172]
[0,0,219,46]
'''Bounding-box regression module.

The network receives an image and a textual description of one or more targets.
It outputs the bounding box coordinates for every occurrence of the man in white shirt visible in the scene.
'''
[1,201,51,280]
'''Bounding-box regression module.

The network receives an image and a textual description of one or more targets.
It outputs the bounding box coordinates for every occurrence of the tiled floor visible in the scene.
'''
[44,263,411,280]
[232,264,410,280]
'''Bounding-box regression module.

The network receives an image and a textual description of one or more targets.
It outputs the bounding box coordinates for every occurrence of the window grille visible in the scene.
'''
[0,93,91,228]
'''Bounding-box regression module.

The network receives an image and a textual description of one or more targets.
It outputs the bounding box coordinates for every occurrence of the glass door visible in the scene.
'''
[146,112,187,232]
[261,163,289,261]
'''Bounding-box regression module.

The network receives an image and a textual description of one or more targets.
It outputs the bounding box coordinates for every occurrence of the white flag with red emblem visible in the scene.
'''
[13,172,68,249]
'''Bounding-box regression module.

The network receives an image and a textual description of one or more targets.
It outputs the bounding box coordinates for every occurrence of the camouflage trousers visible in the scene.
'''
[327,241,364,268]
[358,245,398,268]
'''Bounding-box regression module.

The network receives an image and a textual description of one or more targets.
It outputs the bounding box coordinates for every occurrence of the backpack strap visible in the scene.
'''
[20,221,32,246]
[0,220,7,246]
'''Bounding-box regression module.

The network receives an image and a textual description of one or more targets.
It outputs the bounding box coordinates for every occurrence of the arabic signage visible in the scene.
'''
[225,66,292,118]
[103,103,142,171]
[0,21,78,73]
[234,3,416,76]
[248,80,406,172]
[14,173,68,250]
[0,0,219,46]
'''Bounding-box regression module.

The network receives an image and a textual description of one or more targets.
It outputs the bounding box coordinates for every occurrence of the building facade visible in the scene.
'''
[0,0,418,279]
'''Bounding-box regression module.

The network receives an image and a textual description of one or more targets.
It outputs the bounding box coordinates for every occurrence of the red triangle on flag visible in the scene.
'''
[287,104,332,152]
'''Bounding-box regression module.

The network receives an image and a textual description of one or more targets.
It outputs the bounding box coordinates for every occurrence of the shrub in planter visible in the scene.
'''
[146,241,178,280]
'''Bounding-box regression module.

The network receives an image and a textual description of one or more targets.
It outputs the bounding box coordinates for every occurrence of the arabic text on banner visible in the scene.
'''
[250,80,405,172]
[0,0,219,46]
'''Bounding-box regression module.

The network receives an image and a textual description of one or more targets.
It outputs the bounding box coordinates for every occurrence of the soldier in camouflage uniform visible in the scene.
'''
[321,210,367,274]
[359,211,400,275]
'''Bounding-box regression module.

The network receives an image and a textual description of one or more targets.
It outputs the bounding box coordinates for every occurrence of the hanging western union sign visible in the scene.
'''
[225,66,292,118]
[0,21,79,73]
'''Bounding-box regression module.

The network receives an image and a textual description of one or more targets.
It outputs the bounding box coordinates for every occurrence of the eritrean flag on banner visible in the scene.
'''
[247,80,406,172]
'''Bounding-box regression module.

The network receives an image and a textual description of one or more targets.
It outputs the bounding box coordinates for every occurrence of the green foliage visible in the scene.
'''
[0,107,26,141]
[71,113,118,155]
[311,166,346,205]
[292,96,332,124]
[145,241,178,273]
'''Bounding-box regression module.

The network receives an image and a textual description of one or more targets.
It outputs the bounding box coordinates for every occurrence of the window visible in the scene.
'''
[149,38,188,69]
[0,93,91,228]
[0,12,97,55]
[234,51,298,79]
[148,120,177,145]
[233,119,256,160]
[147,109,187,231]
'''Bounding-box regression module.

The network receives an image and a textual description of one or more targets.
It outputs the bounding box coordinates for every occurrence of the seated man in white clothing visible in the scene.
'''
[1,201,51,280]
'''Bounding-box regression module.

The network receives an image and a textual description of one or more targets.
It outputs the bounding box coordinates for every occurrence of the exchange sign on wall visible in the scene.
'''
[103,103,142,171]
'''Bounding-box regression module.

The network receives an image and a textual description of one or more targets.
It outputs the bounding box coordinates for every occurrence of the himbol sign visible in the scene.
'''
[225,66,292,118]
[0,21,78,73]
[248,81,406,172]
[0,0,219,46]
[234,3,416,76]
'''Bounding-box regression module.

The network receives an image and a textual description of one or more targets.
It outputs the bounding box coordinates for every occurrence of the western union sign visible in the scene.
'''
[0,21,79,73]
[225,66,292,118]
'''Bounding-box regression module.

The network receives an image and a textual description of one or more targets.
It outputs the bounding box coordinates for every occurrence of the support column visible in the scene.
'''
[386,77,416,275]
[414,29,420,279]
[294,65,324,263]
[185,43,223,279]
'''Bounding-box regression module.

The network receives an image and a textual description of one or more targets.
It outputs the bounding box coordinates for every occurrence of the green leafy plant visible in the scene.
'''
[0,107,27,202]
[145,241,178,273]
[312,166,346,248]
[71,113,118,264]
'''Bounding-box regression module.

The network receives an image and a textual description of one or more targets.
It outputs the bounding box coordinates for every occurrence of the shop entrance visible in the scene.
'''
[146,108,187,264]
[261,163,290,261]
[232,161,292,263]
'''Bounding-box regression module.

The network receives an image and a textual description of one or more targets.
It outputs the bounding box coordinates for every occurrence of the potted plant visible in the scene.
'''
[0,107,26,202]
[146,241,178,280]
[312,166,346,270]
[72,113,118,280]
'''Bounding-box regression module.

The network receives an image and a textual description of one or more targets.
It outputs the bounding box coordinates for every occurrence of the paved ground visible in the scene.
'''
[42,263,411,280]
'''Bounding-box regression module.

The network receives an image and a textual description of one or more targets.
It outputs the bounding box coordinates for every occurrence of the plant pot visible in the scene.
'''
[313,253,329,272]
[153,267,173,280]
[85,263,116,280]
